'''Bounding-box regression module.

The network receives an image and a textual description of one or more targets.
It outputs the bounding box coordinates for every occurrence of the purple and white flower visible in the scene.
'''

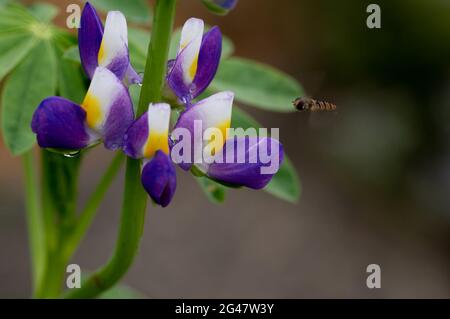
[78,2,141,85]
[124,92,283,207]
[32,67,134,151]
[167,18,222,104]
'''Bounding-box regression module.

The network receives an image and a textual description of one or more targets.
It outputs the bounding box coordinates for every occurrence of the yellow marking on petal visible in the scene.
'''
[217,119,231,142]
[81,93,102,128]
[98,41,106,64]
[188,54,199,80]
[206,119,231,156]
[143,130,169,158]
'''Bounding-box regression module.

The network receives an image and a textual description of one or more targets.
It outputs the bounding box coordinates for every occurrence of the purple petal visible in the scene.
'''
[78,2,103,79]
[166,46,191,103]
[192,26,222,98]
[167,27,222,103]
[141,151,177,207]
[202,0,238,14]
[125,65,142,85]
[123,112,148,159]
[172,91,233,171]
[206,137,284,189]
[31,97,92,150]
[210,0,238,9]
[102,86,134,150]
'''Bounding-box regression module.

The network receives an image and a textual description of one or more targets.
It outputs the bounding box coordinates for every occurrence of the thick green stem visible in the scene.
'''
[137,0,177,115]
[65,0,177,298]
[22,151,45,295]
[41,150,59,252]
[36,252,67,298]
[62,153,125,261]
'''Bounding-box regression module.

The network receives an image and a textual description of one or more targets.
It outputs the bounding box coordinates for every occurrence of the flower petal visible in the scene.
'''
[202,0,238,15]
[191,26,222,98]
[78,2,103,79]
[97,11,130,80]
[167,18,204,102]
[124,65,142,85]
[123,112,148,159]
[81,67,134,150]
[123,103,171,159]
[31,97,94,150]
[206,136,284,189]
[141,150,177,207]
[172,91,234,170]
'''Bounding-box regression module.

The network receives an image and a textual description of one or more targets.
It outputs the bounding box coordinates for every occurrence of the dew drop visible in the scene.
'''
[63,150,81,158]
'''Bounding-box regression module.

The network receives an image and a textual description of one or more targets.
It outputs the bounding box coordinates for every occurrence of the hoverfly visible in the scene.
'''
[293,97,337,112]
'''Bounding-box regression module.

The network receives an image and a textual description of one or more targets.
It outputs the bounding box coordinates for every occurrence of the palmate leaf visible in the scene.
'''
[29,2,59,23]
[1,40,57,155]
[231,106,301,203]
[211,58,304,112]
[57,47,87,104]
[0,2,87,156]
[0,3,44,80]
[0,32,38,80]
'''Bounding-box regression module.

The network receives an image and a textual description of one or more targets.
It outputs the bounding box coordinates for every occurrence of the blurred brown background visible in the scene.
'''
[1,0,450,298]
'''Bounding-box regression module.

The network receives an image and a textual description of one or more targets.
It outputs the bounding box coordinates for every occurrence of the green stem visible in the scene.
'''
[65,0,177,298]
[22,151,45,296]
[62,153,125,261]
[137,0,177,115]
[37,252,67,298]
[41,150,59,252]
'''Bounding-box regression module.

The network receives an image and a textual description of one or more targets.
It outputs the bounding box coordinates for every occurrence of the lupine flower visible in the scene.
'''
[201,0,238,15]
[123,103,176,207]
[31,67,134,151]
[79,2,141,85]
[167,18,222,104]
[172,91,284,189]
[124,92,283,207]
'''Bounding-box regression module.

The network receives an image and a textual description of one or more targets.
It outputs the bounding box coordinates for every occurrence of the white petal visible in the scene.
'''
[98,11,129,75]
[81,67,124,131]
[178,18,204,84]
[142,103,171,158]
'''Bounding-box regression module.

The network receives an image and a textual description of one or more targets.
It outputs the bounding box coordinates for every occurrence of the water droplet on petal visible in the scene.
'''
[63,150,81,158]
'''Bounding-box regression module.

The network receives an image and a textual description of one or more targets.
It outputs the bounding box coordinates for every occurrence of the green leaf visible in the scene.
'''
[0,3,36,29]
[169,26,234,60]
[87,0,152,24]
[231,105,301,203]
[0,32,38,80]
[62,45,80,64]
[196,176,227,204]
[1,41,57,155]
[210,58,304,112]
[0,0,13,8]
[29,2,59,23]
[264,156,301,203]
[58,53,86,104]
[128,27,150,71]
[129,84,141,114]
[231,106,261,135]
